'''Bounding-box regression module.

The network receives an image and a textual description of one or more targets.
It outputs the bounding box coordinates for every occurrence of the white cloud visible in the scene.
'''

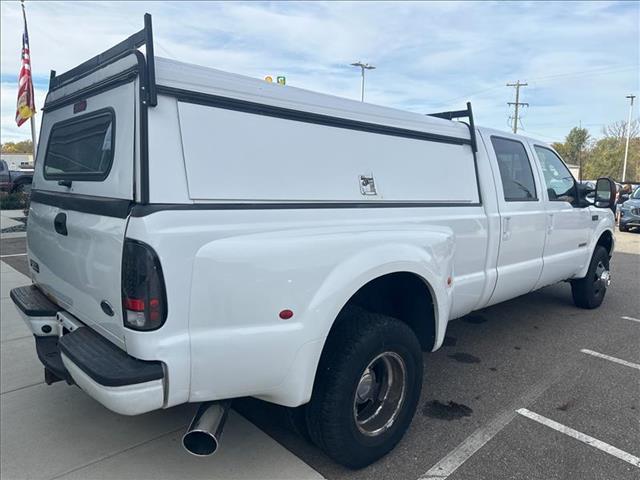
[0,1,637,145]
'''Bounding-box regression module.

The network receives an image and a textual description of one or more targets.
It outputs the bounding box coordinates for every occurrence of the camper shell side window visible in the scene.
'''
[43,108,116,182]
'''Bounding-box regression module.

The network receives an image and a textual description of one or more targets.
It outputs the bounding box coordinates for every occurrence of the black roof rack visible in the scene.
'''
[428,102,477,153]
[48,13,157,107]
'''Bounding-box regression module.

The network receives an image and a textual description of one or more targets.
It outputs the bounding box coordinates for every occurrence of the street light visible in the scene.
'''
[622,94,636,183]
[351,61,376,102]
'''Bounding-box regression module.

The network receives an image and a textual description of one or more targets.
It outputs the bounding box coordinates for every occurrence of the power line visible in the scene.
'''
[527,64,637,83]
[434,64,637,108]
[507,81,528,134]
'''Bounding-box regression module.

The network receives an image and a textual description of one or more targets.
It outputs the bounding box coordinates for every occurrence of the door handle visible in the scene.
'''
[54,212,68,236]
[547,213,554,235]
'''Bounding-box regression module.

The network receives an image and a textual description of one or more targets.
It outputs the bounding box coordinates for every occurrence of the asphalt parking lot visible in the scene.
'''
[1,228,638,480]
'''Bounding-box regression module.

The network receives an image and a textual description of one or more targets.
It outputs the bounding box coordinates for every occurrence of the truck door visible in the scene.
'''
[484,134,547,306]
[529,144,591,287]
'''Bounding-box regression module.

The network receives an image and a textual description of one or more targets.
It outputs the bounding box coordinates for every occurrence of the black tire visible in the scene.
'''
[284,404,312,442]
[619,223,628,232]
[571,246,610,309]
[305,308,423,469]
[13,182,31,194]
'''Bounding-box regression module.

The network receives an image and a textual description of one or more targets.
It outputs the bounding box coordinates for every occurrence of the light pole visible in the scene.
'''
[351,61,375,102]
[622,94,635,182]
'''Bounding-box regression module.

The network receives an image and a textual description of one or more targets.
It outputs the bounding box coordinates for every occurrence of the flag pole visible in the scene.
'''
[21,0,37,160]
[29,112,37,160]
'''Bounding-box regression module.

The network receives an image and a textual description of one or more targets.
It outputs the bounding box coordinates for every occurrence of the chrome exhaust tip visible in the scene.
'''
[182,400,231,456]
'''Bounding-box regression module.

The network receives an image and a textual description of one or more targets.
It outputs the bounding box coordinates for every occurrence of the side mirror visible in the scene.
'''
[594,177,616,211]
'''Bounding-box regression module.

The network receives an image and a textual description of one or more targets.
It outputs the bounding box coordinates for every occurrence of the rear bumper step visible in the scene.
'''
[10,285,59,317]
[10,285,61,336]
[58,327,164,387]
[11,285,166,415]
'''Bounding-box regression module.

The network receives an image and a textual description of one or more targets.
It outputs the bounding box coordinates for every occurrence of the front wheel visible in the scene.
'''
[571,246,610,309]
[305,308,423,469]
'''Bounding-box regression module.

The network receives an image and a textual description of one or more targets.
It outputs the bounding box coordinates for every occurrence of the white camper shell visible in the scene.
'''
[11,14,617,468]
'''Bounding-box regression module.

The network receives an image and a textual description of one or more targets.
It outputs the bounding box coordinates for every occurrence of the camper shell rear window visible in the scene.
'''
[43,108,115,181]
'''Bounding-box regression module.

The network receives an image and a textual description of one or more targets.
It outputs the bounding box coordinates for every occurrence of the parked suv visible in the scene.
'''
[619,187,640,232]
[9,15,617,468]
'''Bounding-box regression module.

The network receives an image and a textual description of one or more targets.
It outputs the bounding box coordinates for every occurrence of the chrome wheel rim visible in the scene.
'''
[353,351,407,437]
[594,261,610,295]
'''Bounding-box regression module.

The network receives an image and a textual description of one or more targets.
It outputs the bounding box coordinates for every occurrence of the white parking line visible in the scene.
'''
[0,253,27,258]
[420,407,517,480]
[580,349,640,371]
[419,370,563,480]
[517,408,640,468]
[621,315,640,323]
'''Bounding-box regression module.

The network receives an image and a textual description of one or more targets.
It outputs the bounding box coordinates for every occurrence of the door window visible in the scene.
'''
[43,109,115,181]
[491,137,537,201]
[534,146,576,202]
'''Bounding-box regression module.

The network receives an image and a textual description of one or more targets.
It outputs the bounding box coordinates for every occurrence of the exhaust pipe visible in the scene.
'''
[182,400,231,456]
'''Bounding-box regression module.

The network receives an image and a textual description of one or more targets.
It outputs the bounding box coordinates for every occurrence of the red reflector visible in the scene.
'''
[73,100,87,113]
[279,309,294,320]
[125,298,145,311]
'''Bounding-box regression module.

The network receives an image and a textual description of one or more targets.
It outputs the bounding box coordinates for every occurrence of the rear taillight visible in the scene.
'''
[122,239,167,331]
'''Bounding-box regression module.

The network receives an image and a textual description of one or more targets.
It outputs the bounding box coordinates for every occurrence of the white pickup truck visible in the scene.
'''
[10,15,617,468]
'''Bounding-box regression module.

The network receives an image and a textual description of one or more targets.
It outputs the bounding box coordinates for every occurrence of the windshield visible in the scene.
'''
[632,188,640,200]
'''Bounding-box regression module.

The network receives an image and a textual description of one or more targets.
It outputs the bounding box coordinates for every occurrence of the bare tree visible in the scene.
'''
[603,119,640,140]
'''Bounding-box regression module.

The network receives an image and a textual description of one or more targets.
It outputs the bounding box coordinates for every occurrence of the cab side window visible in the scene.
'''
[491,137,537,201]
[534,146,576,202]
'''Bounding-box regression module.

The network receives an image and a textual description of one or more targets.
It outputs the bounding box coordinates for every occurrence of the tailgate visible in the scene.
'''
[27,63,137,348]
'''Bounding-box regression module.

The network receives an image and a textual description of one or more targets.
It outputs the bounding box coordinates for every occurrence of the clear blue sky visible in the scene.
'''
[1,1,638,143]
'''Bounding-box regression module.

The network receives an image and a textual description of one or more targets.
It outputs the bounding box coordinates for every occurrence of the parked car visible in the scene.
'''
[9,15,617,469]
[0,159,33,193]
[619,187,640,232]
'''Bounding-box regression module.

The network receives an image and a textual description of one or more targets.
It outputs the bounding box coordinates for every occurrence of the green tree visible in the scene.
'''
[562,127,591,166]
[1,140,33,154]
[551,141,570,160]
[583,137,639,181]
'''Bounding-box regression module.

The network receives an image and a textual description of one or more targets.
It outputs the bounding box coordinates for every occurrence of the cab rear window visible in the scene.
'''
[43,109,115,181]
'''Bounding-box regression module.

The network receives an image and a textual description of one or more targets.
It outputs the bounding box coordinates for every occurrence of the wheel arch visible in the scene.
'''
[596,229,614,256]
[11,177,32,193]
[330,271,438,352]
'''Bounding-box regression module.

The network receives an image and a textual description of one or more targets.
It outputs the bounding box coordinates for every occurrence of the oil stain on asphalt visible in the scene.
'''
[557,399,576,411]
[423,400,473,420]
[462,314,489,324]
[443,336,457,347]
[448,352,481,363]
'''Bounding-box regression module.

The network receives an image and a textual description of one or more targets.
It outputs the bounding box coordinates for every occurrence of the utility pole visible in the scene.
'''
[578,120,583,182]
[622,94,635,182]
[351,61,376,102]
[507,80,528,134]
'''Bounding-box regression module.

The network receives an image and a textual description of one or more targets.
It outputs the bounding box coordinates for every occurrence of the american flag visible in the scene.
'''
[16,1,35,127]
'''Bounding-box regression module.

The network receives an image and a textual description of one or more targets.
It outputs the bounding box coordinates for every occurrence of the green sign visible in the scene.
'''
[277,76,286,86]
